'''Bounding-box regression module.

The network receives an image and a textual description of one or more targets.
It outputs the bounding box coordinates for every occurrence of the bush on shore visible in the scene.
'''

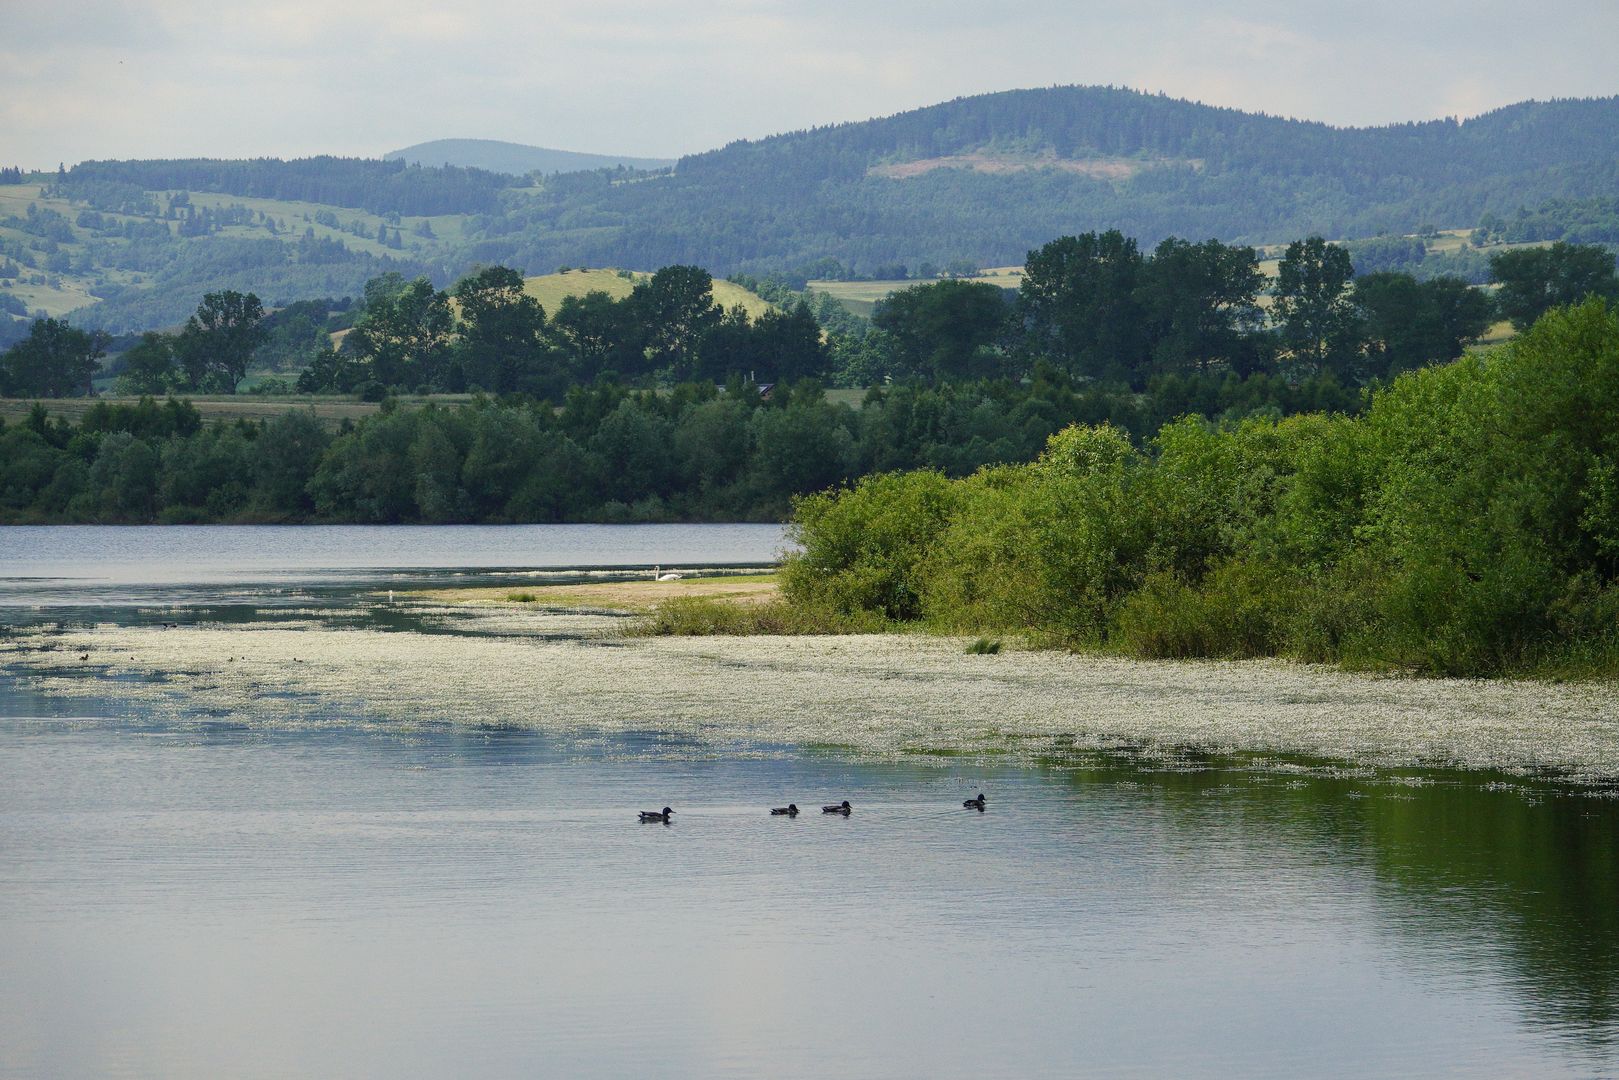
[776,301,1619,677]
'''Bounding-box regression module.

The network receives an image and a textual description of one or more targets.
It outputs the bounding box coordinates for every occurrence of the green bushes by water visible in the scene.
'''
[780,301,1619,676]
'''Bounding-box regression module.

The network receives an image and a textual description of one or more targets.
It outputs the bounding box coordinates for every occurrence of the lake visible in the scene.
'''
[2,525,1616,1080]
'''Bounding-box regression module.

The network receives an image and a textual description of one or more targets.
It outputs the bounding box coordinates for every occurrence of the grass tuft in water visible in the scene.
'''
[966,637,1003,655]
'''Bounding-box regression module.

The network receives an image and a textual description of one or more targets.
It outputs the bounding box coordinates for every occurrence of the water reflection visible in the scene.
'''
[2,696,1616,1078]
[1042,750,1619,1061]
[3,525,1617,1077]
[0,523,787,608]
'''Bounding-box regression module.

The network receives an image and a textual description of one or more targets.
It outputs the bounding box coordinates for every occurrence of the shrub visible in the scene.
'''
[638,597,882,636]
[781,469,959,621]
[1113,561,1300,660]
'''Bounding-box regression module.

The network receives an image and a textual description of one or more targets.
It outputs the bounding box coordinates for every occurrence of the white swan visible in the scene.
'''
[651,565,683,582]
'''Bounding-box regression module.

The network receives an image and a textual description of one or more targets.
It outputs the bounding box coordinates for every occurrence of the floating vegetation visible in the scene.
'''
[3,600,1619,783]
[965,637,1003,655]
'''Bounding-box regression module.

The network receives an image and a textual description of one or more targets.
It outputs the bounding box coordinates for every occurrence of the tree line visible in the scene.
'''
[6,233,1616,403]
[0,361,1360,526]
[57,157,511,217]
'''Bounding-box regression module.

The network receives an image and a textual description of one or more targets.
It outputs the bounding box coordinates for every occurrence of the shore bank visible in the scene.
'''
[409,574,778,611]
[5,600,1618,785]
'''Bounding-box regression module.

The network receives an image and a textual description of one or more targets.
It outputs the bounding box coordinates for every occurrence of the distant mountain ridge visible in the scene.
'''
[384,138,673,176]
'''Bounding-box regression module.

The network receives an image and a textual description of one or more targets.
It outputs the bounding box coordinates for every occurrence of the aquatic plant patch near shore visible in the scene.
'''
[4,602,1618,784]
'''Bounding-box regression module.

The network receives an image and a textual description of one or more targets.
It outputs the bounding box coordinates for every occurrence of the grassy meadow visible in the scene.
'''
[521,268,776,318]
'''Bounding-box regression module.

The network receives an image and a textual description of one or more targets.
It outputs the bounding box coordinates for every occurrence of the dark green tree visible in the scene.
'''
[693,306,760,382]
[1272,237,1361,379]
[253,410,332,517]
[175,290,266,393]
[1,318,108,397]
[295,346,365,394]
[629,266,720,381]
[1019,231,1147,383]
[873,280,1008,382]
[1353,272,1493,378]
[115,332,181,395]
[551,290,644,382]
[1137,237,1266,376]
[753,300,829,383]
[1490,242,1619,331]
[452,266,552,395]
[349,276,454,390]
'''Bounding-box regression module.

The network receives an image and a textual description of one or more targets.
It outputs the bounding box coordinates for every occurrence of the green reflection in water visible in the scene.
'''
[1029,747,1619,1056]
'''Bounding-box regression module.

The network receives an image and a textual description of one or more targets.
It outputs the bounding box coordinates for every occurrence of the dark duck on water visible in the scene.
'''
[639,807,674,823]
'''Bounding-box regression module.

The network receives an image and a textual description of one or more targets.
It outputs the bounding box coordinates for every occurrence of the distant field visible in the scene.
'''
[0,394,477,429]
[0,388,870,429]
[822,388,866,407]
[522,268,775,318]
[810,267,1024,317]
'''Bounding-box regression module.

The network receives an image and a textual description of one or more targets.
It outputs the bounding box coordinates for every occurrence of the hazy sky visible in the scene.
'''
[5,0,1618,167]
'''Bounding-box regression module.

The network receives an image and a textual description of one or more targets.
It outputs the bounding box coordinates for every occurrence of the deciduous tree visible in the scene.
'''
[1,317,107,397]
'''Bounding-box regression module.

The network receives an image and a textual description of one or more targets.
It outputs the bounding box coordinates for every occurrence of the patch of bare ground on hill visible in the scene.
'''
[869,152,1201,180]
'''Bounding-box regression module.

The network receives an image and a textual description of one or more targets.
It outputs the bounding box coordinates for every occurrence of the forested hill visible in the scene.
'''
[60,156,511,216]
[384,139,674,176]
[476,87,1619,276]
[16,86,1619,335]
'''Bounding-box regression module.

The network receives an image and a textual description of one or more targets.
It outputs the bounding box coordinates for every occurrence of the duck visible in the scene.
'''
[639,806,674,823]
[822,800,852,815]
[770,803,799,816]
[964,792,987,810]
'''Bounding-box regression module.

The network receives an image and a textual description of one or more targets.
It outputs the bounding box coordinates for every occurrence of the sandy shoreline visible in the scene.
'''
[409,575,778,610]
[4,600,1618,784]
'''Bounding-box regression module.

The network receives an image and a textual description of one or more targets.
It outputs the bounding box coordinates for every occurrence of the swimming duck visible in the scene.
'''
[770,803,800,816]
[639,807,674,823]
[964,792,987,810]
[822,800,852,815]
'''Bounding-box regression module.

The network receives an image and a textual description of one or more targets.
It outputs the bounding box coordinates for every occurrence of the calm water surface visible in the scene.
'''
[0,523,787,607]
[1,526,1616,1079]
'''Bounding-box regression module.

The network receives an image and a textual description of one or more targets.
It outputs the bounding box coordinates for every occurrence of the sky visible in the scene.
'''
[4,0,1618,168]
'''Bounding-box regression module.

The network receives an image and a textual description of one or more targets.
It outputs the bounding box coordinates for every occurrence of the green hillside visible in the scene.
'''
[385,139,673,176]
[471,87,1619,278]
[11,86,1619,339]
